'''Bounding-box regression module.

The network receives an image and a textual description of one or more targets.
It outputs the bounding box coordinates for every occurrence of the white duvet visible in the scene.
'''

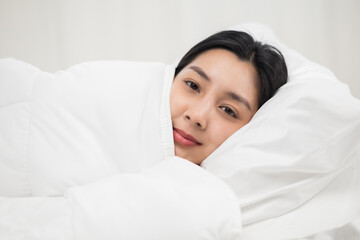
[0,158,241,239]
[1,23,360,240]
[0,58,243,239]
[0,60,175,196]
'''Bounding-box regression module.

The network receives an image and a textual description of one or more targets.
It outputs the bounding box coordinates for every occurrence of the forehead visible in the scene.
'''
[190,49,257,80]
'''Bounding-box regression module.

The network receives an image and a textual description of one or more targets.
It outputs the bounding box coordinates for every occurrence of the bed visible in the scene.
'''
[1,23,359,240]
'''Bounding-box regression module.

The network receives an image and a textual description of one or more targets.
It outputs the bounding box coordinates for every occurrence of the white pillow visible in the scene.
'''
[201,23,360,239]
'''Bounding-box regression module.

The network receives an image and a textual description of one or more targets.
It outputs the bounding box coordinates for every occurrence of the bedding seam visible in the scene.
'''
[24,72,40,196]
[160,65,175,160]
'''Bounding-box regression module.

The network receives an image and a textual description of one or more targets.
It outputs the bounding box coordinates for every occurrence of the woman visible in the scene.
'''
[170,30,288,164]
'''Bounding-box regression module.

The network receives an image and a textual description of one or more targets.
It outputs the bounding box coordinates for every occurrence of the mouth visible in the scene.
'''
[173,128,202,147]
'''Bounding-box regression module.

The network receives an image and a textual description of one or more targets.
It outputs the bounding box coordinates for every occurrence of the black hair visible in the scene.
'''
[175,30,288,108]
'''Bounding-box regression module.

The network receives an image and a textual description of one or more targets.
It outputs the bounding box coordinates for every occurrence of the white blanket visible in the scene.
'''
[0,59,175,196]
[0,58,243,239]
[0,158,241,240]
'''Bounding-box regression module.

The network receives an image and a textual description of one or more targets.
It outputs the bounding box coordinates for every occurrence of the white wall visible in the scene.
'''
[1,0,359,98]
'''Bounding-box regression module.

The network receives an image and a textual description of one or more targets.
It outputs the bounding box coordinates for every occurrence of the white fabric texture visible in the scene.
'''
[0,157,242,240]
[0,196,72,240]
[67,157,241,240]
[0,59,174,197]
[201,23,360,239]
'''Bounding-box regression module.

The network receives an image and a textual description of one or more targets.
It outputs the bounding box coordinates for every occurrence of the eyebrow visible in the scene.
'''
[189,66,211,82]
[189,65,252,111]
[226,91,252,111]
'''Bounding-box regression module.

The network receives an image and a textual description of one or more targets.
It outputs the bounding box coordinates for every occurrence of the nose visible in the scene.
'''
[184,99,212,129]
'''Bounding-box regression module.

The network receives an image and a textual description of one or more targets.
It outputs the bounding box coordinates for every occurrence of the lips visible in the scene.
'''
[173,128,202,147]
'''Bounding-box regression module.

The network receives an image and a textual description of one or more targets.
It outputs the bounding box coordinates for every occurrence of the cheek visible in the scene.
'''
[170,87,185,119]
[209,119,239,147]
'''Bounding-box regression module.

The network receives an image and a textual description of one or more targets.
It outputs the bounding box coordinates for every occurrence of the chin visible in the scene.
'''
[186,158,201,165]
[174,145,204,165]
[175,152,198,165]
[183,155,203,165]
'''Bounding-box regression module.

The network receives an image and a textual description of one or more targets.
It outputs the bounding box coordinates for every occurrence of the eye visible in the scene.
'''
[184,80,199,92]
[220,106,237,118]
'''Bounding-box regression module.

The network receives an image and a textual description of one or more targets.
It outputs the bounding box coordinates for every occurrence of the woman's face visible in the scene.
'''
[170,49,259,164]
